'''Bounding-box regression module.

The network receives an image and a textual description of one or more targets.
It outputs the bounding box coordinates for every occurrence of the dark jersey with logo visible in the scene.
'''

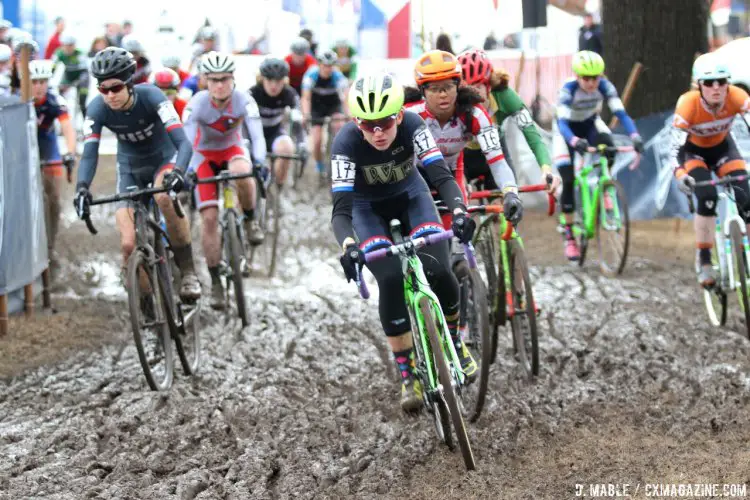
[330,111,465,246]
[78,84,192,187]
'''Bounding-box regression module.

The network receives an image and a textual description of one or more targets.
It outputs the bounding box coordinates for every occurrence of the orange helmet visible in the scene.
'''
[414,50,462,85]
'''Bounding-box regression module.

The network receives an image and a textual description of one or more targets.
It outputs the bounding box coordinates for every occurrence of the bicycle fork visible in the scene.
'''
[499,237,540,318]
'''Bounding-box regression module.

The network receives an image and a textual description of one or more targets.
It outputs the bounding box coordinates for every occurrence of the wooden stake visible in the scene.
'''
[608,61,643,130]
[42,268,51,309]
[515,51,526,92]
[24,284,33,317]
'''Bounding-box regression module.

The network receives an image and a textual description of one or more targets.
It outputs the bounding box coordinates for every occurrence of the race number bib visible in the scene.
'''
[157,101,180,127]
[476,126,502,153]
[82,118,95,138]
[512,109,533,129]
[331,155,356,184]
[413,127,438,156]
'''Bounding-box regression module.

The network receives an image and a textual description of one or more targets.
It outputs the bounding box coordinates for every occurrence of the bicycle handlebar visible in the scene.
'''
[267,153,304,161]
[356,230,476,299]
[469,185,556,216]
[437,204,514,240]
[83,185,184,235]
[685,174,749,214]
[194,170,256,184]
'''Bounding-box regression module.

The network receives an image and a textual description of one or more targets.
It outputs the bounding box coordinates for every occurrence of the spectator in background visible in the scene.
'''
[435,33,454,54]
[0,20,12,46]
[89,36,108,57]
[44,16,65,59]
[235,35,267,55]
[578,12,603,55]
[104,22,121,47]
[503,34,519,49]
[483,31,498,50]
[122,20,133,38]
[299,28,317,56]
[190,26,218,71]
[121,36,151,84]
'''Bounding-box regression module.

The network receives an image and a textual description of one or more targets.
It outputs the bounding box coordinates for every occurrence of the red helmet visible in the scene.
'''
[149,68,180,89]
[458,49,493,86]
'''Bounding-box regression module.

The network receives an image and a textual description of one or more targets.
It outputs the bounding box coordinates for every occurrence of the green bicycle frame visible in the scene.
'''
[401,250,468,390]
[560,148,623,239]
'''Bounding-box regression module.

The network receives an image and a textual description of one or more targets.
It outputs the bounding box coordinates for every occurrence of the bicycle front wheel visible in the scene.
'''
[461,268,492,423]
[729,221,750,338]
[703,235,727,327]
[127,249,174,391]
[226,210,249,327]
[419,297,476,471]
[508,240,540,379]
[596,180,630,276]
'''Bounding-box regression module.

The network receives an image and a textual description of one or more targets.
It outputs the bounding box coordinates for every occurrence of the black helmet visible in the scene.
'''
[260,57,289,80]
[91,46,136,82]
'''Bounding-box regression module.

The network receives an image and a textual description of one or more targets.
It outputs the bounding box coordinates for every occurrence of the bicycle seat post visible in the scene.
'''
[390,219,403,244]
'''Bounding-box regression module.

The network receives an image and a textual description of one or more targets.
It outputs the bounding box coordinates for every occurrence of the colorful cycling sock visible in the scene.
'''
[698,247,712,266]
[563,224,574,241]
[208,266,222,286]
[393,348,416,380]
[316,160,325,173]
[446,316,462,348]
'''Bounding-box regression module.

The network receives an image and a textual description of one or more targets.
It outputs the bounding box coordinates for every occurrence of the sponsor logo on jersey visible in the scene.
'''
[362,158,413,184]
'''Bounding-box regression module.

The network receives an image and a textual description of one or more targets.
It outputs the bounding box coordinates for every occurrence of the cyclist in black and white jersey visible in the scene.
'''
[249,57,305,189]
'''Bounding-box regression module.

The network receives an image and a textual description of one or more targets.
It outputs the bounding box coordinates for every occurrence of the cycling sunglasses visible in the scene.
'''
[97,82,127,95]
[580,75,601,82]
[701,78,728,87]
[357,114,398,133]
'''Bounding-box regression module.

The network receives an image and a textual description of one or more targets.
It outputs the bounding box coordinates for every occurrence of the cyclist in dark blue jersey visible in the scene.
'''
[332,71,477,412]
[74,47,201,301]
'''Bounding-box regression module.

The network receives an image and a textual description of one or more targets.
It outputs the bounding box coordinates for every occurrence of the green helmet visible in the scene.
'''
[348,71,404,120]
[572,50,605,77]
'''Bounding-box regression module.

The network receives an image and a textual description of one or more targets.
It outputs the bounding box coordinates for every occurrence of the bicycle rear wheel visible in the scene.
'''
[596,180,630,276]
[420,297,476,471]
[128,249,174,391]
[729,221,750,338]
[508,240,540,379]
[226,210,249,327]
[460,268,492,422]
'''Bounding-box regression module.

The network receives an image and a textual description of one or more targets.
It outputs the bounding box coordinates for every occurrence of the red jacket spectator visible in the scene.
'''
[285,53,316,95]
[44,16,65,59]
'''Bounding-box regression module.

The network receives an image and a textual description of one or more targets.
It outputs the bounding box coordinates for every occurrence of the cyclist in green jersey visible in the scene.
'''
[457,48,559,193]
[54,34,89,116]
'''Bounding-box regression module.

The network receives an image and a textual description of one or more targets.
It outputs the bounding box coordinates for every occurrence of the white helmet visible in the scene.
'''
[161,53,181,68]
[692,53,731,82]
[29,59,55,80]
[0,44,11,63]
[121,35,144,54]
[200,26,218,41]
[200,51,235,74]
[60,33,76,45]
[0,20,12,30]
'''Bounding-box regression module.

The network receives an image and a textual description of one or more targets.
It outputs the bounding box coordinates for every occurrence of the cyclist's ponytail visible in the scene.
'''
[456,85,484,117]
[403,85,423,104]
[490,68,510,91]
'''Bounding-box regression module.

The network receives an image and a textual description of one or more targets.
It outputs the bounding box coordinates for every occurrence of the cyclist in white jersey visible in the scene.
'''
[183,52,268,309]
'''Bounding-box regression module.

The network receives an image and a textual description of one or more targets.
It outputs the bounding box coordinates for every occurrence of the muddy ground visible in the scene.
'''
[2,156,750,499]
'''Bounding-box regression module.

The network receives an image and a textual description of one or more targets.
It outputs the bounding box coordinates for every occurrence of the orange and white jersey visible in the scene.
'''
[404,99,516,190]
[673,86,750,148]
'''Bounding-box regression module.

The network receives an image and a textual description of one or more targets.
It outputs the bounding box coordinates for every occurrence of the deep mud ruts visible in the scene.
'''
[2,157,750,499]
